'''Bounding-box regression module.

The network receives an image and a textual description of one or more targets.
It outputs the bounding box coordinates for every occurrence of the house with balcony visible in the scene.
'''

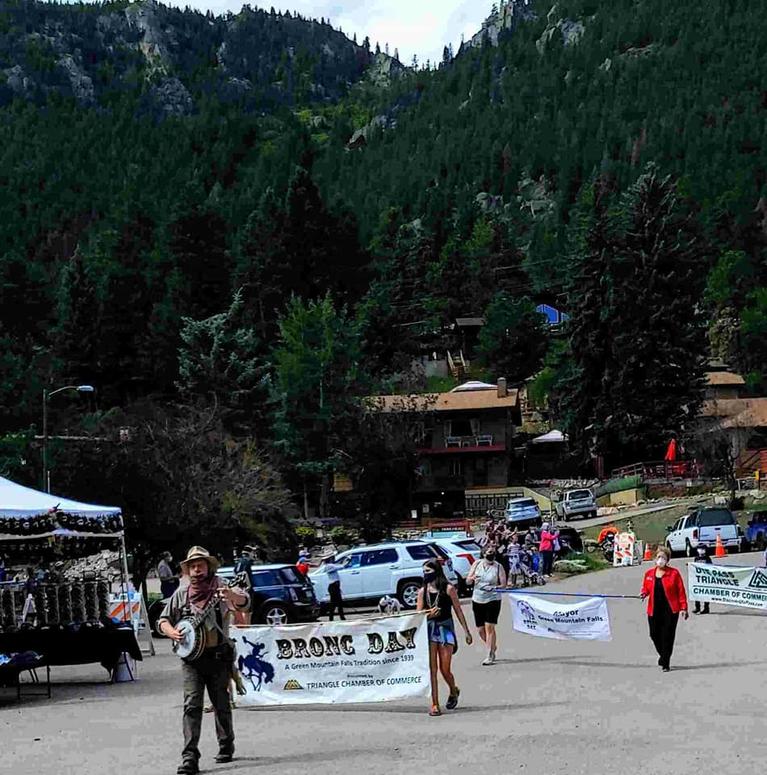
[372,380,522,519]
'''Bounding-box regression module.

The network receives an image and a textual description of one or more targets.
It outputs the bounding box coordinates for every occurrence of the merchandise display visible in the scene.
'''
[0,475,143,684]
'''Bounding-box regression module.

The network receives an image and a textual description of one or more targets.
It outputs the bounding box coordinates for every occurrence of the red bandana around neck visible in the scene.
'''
[187,573,219,613]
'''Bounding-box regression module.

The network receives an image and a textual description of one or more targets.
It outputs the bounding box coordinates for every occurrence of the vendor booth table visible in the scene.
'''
[0,625,141,674]
[0,653,50,702]
[0,476,146,689]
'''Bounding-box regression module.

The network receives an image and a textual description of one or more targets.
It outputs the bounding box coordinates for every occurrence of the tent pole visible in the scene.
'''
[119,533,130,625]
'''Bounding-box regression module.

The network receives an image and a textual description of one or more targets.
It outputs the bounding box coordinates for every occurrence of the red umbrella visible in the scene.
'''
[664,438,678,462]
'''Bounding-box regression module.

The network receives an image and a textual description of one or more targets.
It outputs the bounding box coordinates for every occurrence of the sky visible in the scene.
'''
[166,0,488,66]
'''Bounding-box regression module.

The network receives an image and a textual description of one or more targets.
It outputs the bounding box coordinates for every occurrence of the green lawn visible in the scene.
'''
[582,504,761,550]
[582,505,692,548]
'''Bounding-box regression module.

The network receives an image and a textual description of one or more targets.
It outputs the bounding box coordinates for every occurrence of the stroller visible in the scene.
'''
[518,546,546,587]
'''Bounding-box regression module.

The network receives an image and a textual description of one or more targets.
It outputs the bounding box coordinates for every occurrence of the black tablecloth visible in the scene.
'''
[0,626,142,672]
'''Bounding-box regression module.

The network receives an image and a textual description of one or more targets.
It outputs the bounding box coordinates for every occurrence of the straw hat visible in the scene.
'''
[180,546,220,574]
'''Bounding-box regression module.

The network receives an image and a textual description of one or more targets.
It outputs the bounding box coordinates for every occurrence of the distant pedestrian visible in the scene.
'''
[640,546,688,672]
[467,547,506,665]
[506,541,521,588]
[157,552,179,599]
[539,522,558,577]
[322,554,346,621]
[417,559,472,717]
[693,545,711,615]
[296,551,311,578]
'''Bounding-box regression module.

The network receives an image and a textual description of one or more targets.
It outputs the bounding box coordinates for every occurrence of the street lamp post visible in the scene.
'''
[42,384,95,493]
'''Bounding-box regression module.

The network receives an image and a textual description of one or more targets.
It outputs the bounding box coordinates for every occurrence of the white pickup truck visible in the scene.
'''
[555,489,598,521]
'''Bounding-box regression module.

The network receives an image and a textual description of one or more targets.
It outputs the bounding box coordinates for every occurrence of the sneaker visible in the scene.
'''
[446,687,460,710]
[482,653,496,666]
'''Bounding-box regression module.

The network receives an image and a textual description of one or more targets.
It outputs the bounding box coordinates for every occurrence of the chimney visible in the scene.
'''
[497,378,508,398]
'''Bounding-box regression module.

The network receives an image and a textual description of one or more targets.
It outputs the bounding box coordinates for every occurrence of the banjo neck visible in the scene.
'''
[185,576,239,626]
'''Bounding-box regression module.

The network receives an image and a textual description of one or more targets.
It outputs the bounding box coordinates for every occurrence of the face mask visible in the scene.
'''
[485,553,496,562]
[656,557,668,568]
[423,571,437,582]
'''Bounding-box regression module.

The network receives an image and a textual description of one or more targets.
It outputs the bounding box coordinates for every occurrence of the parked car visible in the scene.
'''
[218,564,320,625]
[744,512,767,550]
[149,563,319,634]
[505,497,543,527]
[555,489,598,521]
[553,526,585,555]
[665,507,742,557]
[309,541,453,610]
[428,534,483,594]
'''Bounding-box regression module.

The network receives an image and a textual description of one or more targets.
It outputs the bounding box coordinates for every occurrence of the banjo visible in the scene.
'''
[173,576,244,662]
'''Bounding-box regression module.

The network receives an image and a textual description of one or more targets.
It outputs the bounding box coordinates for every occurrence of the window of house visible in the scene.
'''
[448,418,473,437]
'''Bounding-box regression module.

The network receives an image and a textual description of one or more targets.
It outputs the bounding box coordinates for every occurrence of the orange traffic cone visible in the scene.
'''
[643,542,653,561]
[715,533,727,557]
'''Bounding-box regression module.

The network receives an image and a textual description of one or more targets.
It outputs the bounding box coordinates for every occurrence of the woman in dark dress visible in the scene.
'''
[640,546,688,672]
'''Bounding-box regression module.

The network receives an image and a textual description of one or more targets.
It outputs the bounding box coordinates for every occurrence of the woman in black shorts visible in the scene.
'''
[467,547,506,666]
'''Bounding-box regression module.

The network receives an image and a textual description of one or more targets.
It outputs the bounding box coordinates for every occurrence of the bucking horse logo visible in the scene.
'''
[238,637,275,692]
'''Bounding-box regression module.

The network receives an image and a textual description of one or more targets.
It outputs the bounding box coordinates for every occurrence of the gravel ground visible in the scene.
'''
[3,553,766,775]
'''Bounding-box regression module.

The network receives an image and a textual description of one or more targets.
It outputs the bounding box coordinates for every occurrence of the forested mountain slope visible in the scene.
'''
[1,0,766,467]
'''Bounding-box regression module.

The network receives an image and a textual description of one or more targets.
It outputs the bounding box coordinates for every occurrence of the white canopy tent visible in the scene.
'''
[0,477,152,656]
[0,476,121,521]
[531,429,569,444]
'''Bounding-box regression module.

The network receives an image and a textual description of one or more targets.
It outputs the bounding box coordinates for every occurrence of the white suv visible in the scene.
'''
[427,533,483,595]
[309,541,456,609]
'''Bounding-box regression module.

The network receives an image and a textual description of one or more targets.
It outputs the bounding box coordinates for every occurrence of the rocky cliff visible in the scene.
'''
[0,0,377,113]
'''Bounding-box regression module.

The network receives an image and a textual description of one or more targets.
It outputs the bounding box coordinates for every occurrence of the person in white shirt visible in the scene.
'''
[467,548,506,665]
[322,557,346,621]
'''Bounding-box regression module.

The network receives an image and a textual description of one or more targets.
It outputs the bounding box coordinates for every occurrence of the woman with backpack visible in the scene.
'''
[467,547,507,666]
[417,559,473,717]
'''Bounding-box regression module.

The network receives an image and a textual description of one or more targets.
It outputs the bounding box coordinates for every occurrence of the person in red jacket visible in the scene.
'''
[640,546,688,672]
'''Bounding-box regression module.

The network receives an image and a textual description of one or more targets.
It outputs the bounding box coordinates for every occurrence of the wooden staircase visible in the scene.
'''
[738,449,767,477]
[447,350,468,380]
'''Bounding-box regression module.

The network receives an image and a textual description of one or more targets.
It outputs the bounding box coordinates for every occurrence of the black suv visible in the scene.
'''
[150,563,319,633]
[219,564,320,625]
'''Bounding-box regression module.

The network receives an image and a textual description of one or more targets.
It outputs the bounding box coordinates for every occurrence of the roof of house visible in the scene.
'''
[705,371,746,387]
[700,398,767,428]
[369,388,519,414]
[720,400,767,430]
[455,317,486,327]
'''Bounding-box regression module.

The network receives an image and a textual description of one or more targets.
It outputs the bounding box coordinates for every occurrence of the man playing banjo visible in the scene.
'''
[157,546,250,774]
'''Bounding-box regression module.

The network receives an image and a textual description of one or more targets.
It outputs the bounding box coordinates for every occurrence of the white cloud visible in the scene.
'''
[164,0,488,65]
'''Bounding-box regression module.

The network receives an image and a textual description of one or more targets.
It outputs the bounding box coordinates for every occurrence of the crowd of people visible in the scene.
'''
[479,518,564,585]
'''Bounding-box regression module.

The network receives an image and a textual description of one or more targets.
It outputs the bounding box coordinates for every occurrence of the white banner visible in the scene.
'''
[233,613,430,706]
[688,562,767,610]
[509,594,612,641]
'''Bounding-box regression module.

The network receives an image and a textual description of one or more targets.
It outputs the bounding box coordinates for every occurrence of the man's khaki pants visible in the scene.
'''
[181,652,234,764]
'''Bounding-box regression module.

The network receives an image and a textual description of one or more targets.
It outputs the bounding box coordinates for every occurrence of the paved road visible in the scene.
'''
[559,499,700,532]
[4,553,766,774]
